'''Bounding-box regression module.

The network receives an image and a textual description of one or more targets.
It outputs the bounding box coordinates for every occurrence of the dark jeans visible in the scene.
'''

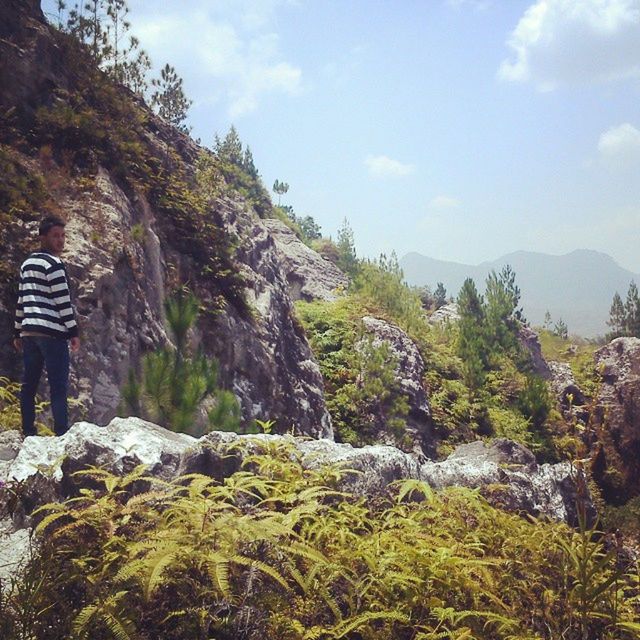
[20,336,70,436]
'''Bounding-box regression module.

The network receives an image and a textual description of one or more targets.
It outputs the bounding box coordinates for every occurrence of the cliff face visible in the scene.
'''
[0,1,331,437]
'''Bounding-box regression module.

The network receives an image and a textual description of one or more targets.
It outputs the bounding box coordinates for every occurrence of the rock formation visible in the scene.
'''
[360,316,434,456]
[0,0,331,438]
[518,325,552,379]
[429,302,460,325]
[262,218,349,302]
[591,337,640,503]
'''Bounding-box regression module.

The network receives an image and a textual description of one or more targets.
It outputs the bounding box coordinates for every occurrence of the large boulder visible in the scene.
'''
[591,337,640,503]
[360,316,434,456]
[518,325,551,379]
[262,218,348,302]
[429,303,460,325]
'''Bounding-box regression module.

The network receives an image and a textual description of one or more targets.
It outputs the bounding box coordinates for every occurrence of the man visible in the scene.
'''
[13,215,80,436]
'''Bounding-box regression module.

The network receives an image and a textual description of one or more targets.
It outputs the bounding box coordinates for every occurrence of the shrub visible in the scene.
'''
[2,442,637,639]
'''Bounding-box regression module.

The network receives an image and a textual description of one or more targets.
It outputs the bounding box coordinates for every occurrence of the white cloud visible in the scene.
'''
[133,3,302,118]
[499,0,640,90]
[429,195,460,209]
[365,155,415,178]
[598,123,640,165]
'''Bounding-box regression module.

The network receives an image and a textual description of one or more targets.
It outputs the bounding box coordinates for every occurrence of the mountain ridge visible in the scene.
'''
[400,249,640,337]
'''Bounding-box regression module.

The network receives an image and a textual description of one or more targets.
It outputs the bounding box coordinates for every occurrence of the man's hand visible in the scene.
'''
[70,336,80,353]
[13,337,22,352]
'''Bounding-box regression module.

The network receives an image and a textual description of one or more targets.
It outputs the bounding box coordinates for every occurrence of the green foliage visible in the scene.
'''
[273,178,290,205]
[150,63,192,133]
[296,299,410,447]
[122,290,241,435]
[214,126,271,217]
[2,445,638,639]
[0,376,49,434]
[518,375,551,430]
[335,218,359,278]
[457,277,489,389]
[55,0,152,96]
[607,281,640,339]
[352,253,428,338]
[537,330,600,398]
[273,204,323,245]
[434,281,448,309]
[456,268,529,390]
[553,318,569,339]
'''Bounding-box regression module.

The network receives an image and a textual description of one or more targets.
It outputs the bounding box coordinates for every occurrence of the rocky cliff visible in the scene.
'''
[0,0,331,437]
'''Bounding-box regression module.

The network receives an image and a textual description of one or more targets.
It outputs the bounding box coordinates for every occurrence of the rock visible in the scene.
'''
[262,219,349,302]
[590,337,640,503]
[0,417,594,590]
[0,430,22,462]
[360,316,434,456]
[518,325,551,379]
[4,417,589,522]
[548,360,586,407]
[0,519,31,593]
[423,440,588,524]
[8,418,197,485]
[429,303,460,325]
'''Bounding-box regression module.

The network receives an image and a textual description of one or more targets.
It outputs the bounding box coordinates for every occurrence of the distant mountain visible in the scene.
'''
[400,250,640,337]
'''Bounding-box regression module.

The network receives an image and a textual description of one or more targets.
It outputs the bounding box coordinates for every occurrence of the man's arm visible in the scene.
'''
[14,265,23,350]
[47,261,79,339]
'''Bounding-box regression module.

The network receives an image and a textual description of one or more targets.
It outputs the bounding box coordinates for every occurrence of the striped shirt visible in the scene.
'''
[14,252,79,339]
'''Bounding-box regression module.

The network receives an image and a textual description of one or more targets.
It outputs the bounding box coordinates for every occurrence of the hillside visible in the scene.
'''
[401,249,640,337]
[1,2,639,638]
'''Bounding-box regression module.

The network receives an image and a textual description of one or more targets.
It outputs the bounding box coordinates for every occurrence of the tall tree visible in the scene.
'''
[608,291,626,337]
[457,277,488,389]
[484,265,521,355]
[242,146,258,179]
[434,282,447,309]
[216,126,243,165]
[336,218,358,278]
[272,179,289,205]
[150,64,192,133]
[625,281,640,337]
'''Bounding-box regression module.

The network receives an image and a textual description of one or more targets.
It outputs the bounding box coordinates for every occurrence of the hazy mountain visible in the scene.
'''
[400,249,640,337]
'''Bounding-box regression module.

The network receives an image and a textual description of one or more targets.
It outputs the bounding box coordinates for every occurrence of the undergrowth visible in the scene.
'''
[0,440,638,640]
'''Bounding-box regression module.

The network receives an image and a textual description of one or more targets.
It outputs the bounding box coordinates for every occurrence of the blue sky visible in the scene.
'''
[42,0,640,271]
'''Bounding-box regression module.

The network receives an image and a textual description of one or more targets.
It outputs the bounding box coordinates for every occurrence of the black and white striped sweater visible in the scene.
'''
[14,251,79,339]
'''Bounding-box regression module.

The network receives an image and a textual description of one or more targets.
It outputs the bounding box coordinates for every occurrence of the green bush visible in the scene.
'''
[297,299,410,447]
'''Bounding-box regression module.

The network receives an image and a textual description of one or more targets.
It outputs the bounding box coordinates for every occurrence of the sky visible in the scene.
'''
[42,0,640,272]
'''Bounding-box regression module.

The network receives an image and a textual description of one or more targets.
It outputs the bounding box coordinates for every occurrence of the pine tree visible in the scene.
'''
[122,290,241,435]
[336,218,358,278]
[553,318,568,340]
[484,265,521,355]
[272,179,289,205]
[150,64,192,133]
[607,292,626,338]
[625,281,640,337]
[457,277,488,389]
[434,282,447,310]
[217,125,243,165]
[242,146,258,179]
[66,0,110,64]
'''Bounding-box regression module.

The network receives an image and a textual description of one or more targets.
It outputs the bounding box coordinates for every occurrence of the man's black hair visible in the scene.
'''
[38,215,66,236]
